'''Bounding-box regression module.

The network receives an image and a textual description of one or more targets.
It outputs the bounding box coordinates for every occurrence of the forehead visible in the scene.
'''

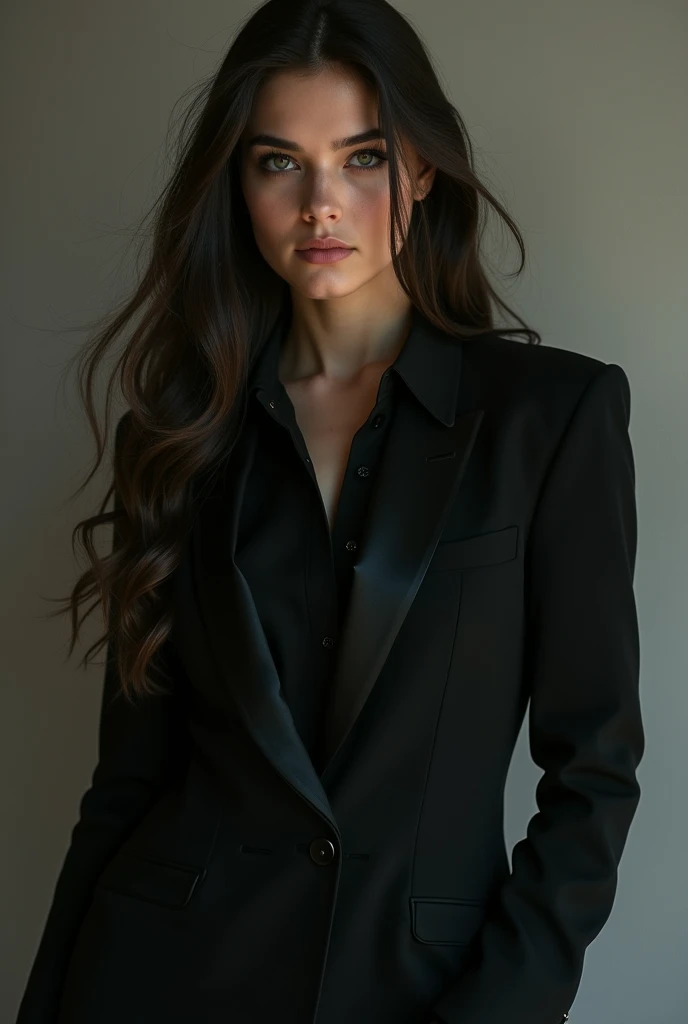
[244,66,379,141]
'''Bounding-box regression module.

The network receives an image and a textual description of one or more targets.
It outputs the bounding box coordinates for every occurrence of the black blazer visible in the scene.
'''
[17,320,644,1024]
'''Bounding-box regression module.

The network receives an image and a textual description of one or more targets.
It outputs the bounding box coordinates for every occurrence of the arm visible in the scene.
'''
[16,413,189,1023]
[430,363,644,1024]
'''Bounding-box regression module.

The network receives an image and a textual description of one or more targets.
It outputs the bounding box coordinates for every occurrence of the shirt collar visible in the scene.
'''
[247,304,463,428]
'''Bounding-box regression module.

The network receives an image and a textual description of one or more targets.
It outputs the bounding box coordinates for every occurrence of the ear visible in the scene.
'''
[415,161,436,201]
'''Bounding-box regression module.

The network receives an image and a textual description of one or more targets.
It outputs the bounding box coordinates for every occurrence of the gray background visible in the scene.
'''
[3,1,686,1020]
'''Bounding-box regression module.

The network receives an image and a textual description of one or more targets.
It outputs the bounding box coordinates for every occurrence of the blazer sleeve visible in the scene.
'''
[16,413,189,1023]
[430,362,645,1024]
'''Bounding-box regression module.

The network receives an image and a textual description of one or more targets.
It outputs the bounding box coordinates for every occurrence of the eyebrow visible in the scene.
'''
[246,127,385,152]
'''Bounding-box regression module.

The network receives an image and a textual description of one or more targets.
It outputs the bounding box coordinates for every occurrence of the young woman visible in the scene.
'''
[16,1,644,1022]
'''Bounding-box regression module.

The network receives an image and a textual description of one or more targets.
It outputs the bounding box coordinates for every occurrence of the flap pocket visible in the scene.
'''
[410,897,486,945]
[427,524,518,573]
[97,852,204,908]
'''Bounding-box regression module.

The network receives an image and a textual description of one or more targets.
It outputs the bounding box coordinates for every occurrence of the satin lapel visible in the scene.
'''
[190,424,336,827]
[319,389,485,778]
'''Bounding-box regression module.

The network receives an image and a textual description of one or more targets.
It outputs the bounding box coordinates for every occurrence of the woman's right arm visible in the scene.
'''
[16,413,188,1023]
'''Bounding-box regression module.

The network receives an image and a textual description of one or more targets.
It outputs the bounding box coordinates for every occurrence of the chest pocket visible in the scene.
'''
[426,524,518,573]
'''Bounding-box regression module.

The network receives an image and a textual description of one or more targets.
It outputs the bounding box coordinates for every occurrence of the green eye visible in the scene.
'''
[262,153,292,172]
[257,147,388,174]
[349,150,385,169]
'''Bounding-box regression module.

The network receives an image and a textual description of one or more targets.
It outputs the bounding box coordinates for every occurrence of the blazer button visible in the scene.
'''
[309,838,336,865]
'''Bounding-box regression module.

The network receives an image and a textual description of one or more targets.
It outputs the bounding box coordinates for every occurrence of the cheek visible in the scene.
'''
[242,183,289,242]
[350,188,392,252]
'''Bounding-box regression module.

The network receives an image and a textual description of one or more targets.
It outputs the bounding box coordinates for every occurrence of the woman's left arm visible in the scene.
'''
[430,362,645,1024]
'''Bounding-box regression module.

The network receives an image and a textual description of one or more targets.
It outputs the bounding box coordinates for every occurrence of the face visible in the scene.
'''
[239,65,434,301]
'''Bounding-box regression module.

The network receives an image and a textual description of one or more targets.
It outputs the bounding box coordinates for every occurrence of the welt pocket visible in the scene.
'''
[427,524,518,573]
[97,851,205,908]
[410,896,486,945]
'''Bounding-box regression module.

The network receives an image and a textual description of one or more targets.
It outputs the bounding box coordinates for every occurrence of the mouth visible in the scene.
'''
[295,245,356,263]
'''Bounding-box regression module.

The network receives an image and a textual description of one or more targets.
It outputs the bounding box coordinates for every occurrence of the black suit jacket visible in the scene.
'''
[16,317,644,1024]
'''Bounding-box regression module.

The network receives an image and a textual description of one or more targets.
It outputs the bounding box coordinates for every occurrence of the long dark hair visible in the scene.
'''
[46,0,540,703]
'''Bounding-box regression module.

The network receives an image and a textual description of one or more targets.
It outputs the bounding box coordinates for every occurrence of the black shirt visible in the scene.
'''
[234,305,454,774]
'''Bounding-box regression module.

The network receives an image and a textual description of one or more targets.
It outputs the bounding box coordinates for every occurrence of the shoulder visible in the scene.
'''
[461,329,610,388]
[458,330,631,424]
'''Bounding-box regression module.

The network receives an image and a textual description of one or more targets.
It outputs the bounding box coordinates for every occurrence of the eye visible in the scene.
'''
[257,147,388,175]
[348,148,387,170]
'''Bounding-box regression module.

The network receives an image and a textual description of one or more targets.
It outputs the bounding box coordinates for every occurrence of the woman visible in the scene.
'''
[16,1,644,1022]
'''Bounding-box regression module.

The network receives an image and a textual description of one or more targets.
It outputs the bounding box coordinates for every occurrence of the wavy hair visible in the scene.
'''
[45,0,540,703]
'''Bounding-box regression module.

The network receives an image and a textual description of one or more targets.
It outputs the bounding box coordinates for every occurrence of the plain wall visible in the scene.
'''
[2,1,686,1020]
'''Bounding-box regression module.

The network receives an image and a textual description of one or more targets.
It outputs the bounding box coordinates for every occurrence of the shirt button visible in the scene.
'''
[345,540,357,552]
[357,465,370,477]
[268,399,276,409]
[305,456,311,463]
[371,414,385,428]
[322,636,335,648]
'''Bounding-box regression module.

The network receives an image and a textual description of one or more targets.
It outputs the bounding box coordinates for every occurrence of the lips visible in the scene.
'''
[295,246,355,264]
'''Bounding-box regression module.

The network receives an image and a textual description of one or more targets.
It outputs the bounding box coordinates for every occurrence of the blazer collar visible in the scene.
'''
[247,303,461,428]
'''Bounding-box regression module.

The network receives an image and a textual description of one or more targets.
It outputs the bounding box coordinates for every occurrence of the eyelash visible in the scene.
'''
[257,146,388,175]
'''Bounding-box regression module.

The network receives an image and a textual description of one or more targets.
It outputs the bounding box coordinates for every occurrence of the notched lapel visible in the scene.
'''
[319,391,485,777]
[190,426,336,827]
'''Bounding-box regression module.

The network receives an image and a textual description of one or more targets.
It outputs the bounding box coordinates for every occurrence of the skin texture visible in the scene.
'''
[239,64,436,388]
